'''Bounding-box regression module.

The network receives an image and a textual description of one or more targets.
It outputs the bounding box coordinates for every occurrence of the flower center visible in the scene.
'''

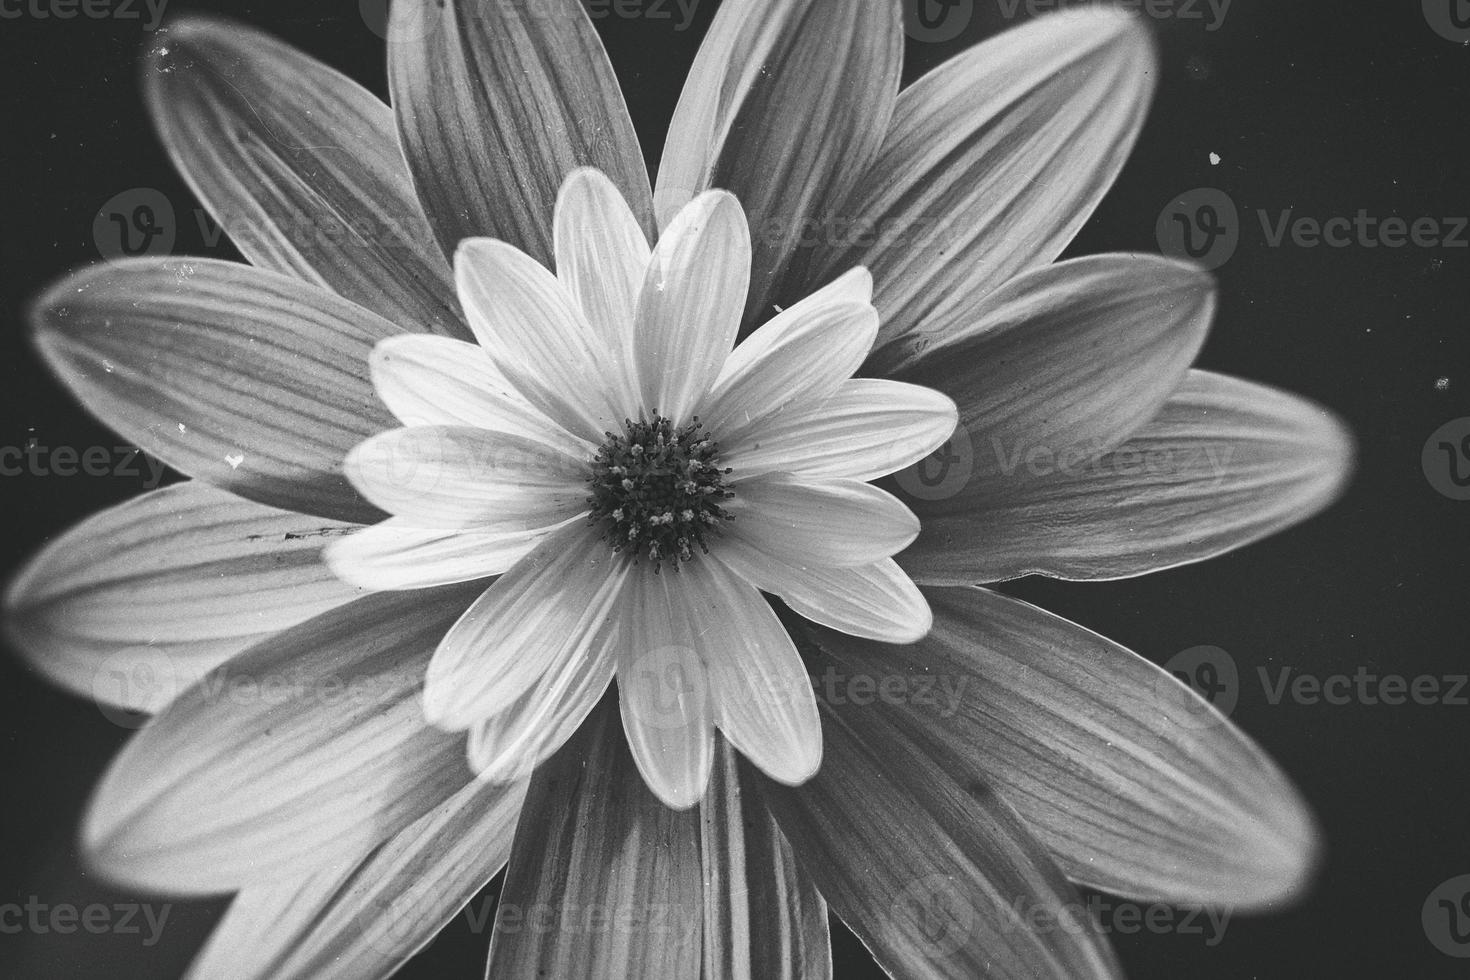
[586,415,734,571]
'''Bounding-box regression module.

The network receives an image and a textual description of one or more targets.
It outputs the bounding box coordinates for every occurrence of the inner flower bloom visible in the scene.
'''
[587,415,734,570]
[327,167,959,808]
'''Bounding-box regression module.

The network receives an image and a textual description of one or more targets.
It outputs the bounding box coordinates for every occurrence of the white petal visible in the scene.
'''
[555,167,651,417]
[324,516,578,591]
[616,571,716,809]
[698,274,878,445]
[424,521,628,728]
[371,334,589,457]
[344,426,588,530]
[719,540,931,644]
[633,190,751,424]
[723,378,957,483]
[725,475,919,568]
[455,238,624,441]
[681,558,821,786]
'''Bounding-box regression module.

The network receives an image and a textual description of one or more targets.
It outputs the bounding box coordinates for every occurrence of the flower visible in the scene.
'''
[5,2,1353,979]
[325,168,956,806]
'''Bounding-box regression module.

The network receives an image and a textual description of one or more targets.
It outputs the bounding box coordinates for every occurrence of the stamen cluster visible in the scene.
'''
[587,415,734,571]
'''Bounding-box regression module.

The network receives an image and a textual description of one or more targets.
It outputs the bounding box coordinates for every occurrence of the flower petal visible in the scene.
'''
[5,482,365,713]
[389,0,653,264]
[33,258,402,523]
[183,779,524,980]
[806,586,1323,909]
[757,696,1123,979]
[681,558,822,787]
[83,584,484,893]
[486,698,702,979]
[633,191,751,424]
[554,168,651,415]
[725,475,919,568]
[456,238,624,442]
[655,0,902,327]
[699,278,879,445]
[891,254,1214,500]
[467,624,617,785]
[145,18,466,339]
[701,739,831,980]
[905,371,1355,584]
[424,521,628,729]
[718,541,930,645]
[344,425,588,531]
[370,335,588,457]
[722,378,957,483]
[324,517,577,591]
[802,8,1157,368]
[616,571,716,809]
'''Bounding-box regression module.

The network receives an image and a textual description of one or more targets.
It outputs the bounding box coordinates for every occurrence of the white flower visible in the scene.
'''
[326,169,956,806]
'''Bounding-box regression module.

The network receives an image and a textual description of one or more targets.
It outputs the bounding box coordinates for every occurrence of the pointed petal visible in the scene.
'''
[370,335,589,457]
[804,8,1157,368]
[633,191,751,424]
[82,584,485,893]
[486,698,703,979]
[725,476,919,568]
[5,482,364,713]
[145,18,466,338]
[324,517,575,591]
[892,254,1214,500]
[183,779,524,980]
[701,739,831,980]
[699,281,879,445]
[757,698,1123,980]
[718,542,930,645]
[32,258,402,523]
[424,521,628,728]
[806,586,1323,908]
[723,379,957,483]
[656,0,902,327]
[456,239,624,442]
[554,168,651,416]
[389,0,653,264]
[467,624,617,785]
[681,557,822,787]
[344,426,588,530]
[906,371,1356,583]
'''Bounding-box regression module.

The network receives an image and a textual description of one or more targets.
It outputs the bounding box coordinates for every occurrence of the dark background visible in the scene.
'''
[2,0,1467,976]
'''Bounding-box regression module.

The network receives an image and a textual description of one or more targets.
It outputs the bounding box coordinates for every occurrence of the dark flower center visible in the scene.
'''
[587,415,735,571]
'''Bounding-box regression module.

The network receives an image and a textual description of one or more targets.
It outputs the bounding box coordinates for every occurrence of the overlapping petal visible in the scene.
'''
[725,476,919,568]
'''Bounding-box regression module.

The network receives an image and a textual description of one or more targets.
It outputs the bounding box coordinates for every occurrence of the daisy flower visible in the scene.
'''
[6,2,1353,978]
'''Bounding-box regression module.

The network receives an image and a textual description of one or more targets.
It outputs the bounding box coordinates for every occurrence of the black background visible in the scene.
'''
[2,0,1468,977]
